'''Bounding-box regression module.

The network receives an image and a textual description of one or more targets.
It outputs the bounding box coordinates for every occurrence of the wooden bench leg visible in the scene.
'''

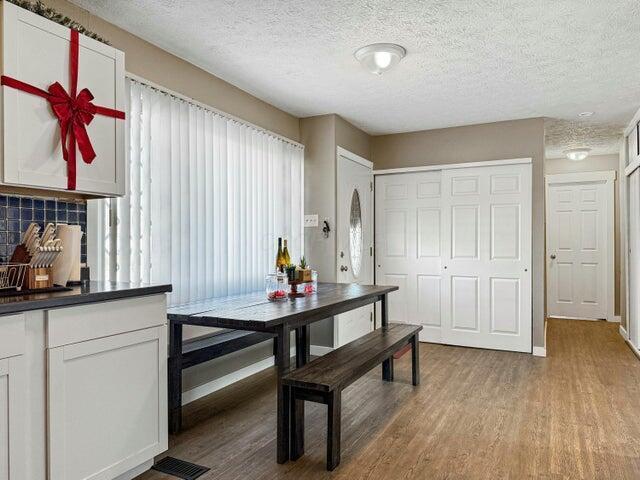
[327,391,341,471]
[411,334,420,386]
[290,389,304,460]
[382,356,394,382]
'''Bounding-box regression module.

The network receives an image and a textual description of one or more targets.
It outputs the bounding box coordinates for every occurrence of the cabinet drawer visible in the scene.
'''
[47,294,167,348]
[0,313,25,359]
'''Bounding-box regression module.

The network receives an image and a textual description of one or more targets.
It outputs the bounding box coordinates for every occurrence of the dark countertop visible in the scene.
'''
[0,281,172,316]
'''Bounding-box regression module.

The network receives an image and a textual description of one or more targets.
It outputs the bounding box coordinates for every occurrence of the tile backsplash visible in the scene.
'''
[0,194,87,264]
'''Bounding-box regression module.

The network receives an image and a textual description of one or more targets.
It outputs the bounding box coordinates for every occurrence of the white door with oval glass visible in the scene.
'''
[336,149,374,347]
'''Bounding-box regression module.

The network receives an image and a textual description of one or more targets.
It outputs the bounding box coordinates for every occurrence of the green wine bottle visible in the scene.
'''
[276,237,286,272]
[283,239,291,266]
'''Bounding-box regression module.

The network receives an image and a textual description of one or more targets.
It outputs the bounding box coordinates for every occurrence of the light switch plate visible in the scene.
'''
[304,214,319,228]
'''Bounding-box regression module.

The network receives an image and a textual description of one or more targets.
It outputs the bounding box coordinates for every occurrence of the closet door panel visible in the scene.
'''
[375,171,444,342]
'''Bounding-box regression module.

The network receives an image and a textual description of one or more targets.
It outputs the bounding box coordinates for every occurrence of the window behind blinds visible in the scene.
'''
[91,78,304,306]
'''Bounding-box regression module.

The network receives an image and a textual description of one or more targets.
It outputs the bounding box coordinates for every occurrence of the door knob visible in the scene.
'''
[340,265,349,272]
[550,254,556,260]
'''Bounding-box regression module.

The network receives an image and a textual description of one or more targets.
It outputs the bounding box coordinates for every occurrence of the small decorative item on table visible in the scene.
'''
[295,256,313,283]
[266,272,288,301]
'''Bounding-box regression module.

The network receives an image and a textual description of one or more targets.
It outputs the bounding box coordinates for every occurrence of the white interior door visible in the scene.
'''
[336,151,374,346]
[441,164,532,352]
[374,171,444,342]
[546,172,614,321]
[376,162,532,353]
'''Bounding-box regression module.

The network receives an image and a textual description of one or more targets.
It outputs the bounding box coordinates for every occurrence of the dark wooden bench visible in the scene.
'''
[282,323,422,470]
[168,329,275,431]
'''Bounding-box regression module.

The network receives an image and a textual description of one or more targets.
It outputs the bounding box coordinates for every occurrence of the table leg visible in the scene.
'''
[295,325,310,367]
[275,325,291,464]
[291,326,310,460]
[380,294,394,382]
[168,321,183,434]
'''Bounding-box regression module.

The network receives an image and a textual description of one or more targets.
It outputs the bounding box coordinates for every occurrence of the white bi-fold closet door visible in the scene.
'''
[375,162,532,353]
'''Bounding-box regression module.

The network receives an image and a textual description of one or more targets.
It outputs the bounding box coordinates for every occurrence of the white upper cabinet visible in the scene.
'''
[0,1,125,197]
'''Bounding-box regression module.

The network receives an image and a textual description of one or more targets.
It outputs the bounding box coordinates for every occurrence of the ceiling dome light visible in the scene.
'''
[578,111,595,117]
[354,43,406,75]
[564,148,591,161]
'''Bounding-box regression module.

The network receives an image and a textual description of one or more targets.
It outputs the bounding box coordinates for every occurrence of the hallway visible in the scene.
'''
[140,319,640,479]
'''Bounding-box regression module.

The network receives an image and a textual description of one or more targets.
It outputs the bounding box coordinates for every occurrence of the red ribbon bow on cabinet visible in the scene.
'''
[0,29,125,190]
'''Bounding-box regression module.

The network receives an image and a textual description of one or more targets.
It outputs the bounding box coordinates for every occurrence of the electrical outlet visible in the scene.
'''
[304,214,319,228]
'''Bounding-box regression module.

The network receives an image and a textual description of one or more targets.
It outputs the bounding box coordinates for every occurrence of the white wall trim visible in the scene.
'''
[621,325,640,360]
[545,170,616,323]
[545,170,616,185]
[624,109,640,137]
[533,319,548,357]
[620,324,629,340]
[624,160,639,177]
[373,157,532,175]
[532,346,546,357]
[610,315,622,323]
[337,145,373,169]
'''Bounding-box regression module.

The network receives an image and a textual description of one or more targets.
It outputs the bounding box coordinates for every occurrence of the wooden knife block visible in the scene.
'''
[27,267,53,290]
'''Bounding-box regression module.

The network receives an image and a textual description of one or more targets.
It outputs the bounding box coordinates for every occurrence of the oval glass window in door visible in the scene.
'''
[349,188,363,277]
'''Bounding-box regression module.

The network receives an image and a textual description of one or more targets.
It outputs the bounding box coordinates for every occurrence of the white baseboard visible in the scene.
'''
[182,345,329,405]
[114,460,153,480]
[310,345,333,356]
[609,315,622,323]
[532,346,546,357]
[620,325,640,360]
[620,324,628,340]
[532,319,548,357]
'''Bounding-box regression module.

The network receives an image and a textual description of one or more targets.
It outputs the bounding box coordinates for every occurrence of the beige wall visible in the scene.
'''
[545,154,622,320]
[44,0,300,141]
[371,118,547,348]
[335,116,371,160]
[301,114,371,346]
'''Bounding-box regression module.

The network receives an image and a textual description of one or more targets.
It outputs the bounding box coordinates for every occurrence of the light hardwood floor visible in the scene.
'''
[139,319,640,479]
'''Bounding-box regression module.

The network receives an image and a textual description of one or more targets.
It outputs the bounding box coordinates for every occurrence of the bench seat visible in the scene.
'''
[283,322,422,470]
[283,323,421,392]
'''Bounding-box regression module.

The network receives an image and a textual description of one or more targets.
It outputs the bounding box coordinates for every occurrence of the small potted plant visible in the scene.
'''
[296,256,312,282]
[285,264,297,282]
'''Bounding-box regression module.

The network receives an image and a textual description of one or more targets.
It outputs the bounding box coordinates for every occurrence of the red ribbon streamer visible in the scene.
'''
[0,29,125,190]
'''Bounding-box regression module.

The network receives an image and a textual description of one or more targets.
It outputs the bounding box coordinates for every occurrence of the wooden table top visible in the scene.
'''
[167,283,398,331]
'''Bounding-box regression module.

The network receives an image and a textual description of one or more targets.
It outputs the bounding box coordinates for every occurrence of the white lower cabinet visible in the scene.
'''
[0,314,26,480]
[48,326,167,480]
[0,294,167,480]
[0,356,26,480]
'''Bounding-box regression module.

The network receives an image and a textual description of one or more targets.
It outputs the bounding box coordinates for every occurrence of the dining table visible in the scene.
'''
[166,282,398,463]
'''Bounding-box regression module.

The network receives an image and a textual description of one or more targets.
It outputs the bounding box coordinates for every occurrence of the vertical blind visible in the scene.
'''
[98,78,304,306]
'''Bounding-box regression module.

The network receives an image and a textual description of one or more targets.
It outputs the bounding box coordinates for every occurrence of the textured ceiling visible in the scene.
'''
[71,0,640,139]
[544,119,624,159]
